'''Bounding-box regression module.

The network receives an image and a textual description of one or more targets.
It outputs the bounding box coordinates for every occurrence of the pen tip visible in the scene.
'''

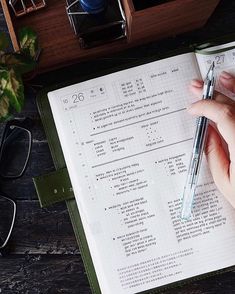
[206,61,215,81]
[209,61,215,72]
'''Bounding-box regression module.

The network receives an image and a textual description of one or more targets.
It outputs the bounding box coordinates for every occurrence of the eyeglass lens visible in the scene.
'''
[0,125,31,178]
[0,195,16,249]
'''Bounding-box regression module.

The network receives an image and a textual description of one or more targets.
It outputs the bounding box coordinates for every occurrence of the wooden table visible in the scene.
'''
[1,0,235,293]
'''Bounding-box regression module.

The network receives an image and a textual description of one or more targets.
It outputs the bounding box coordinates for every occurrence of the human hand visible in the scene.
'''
[188,71,235,207]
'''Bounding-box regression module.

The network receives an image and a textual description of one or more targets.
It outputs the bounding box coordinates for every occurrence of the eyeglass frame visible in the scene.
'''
[0,118,32,255]
[0,194,16,250]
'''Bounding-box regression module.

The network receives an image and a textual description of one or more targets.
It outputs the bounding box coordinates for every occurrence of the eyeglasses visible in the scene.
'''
[0,118,32,256]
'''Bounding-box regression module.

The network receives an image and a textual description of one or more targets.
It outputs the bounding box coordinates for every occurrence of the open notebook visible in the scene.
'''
[46,41,235,294]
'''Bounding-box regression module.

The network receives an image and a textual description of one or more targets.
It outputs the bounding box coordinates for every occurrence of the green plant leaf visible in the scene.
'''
[19,27,38,60]
[0,52,36,74]
[0,95,11,121]
[0,67,9,94]
[0,27,39,121]
[1,68,24,112]
[0,32,9,51]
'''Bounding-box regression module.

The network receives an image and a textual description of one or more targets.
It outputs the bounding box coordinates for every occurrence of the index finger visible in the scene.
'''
[189,80,234,105]
[220,71,235,94]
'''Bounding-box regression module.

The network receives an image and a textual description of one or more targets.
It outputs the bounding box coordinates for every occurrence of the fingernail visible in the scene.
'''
[220,71,233,79]
[190,79,203,87]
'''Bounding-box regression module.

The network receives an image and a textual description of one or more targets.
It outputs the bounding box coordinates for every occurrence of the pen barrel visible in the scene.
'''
[181,67,215,220]
[181,116,209,220]
[181,152,199,220]
[193,116,209,156]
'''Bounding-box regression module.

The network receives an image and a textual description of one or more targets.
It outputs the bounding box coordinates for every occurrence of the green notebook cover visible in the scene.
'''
[34,36,235,293]
[36,91,102,294]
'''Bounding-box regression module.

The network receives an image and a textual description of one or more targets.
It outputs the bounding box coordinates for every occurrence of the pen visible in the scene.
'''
[181,62,216,220]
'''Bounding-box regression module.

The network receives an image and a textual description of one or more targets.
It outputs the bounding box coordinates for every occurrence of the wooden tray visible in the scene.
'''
[124,0,220,43]
[1,0,220,73]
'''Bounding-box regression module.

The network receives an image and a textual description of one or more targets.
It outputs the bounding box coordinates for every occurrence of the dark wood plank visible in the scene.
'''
[7,200,79,254]
[0,255,92,294]
[0,7,8,32]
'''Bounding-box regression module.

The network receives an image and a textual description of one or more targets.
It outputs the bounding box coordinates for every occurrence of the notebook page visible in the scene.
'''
[48,52,235,294]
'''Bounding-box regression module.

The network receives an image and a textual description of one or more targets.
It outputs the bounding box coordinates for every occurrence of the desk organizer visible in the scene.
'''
[66,0,126,48]
[1,0,220,73]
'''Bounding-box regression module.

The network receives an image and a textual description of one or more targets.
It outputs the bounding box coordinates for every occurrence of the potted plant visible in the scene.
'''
[0,27,39,121]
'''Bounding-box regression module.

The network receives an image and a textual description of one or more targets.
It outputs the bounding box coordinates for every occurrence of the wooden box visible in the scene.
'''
[1,0,220,73]
[122,0,220,44]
